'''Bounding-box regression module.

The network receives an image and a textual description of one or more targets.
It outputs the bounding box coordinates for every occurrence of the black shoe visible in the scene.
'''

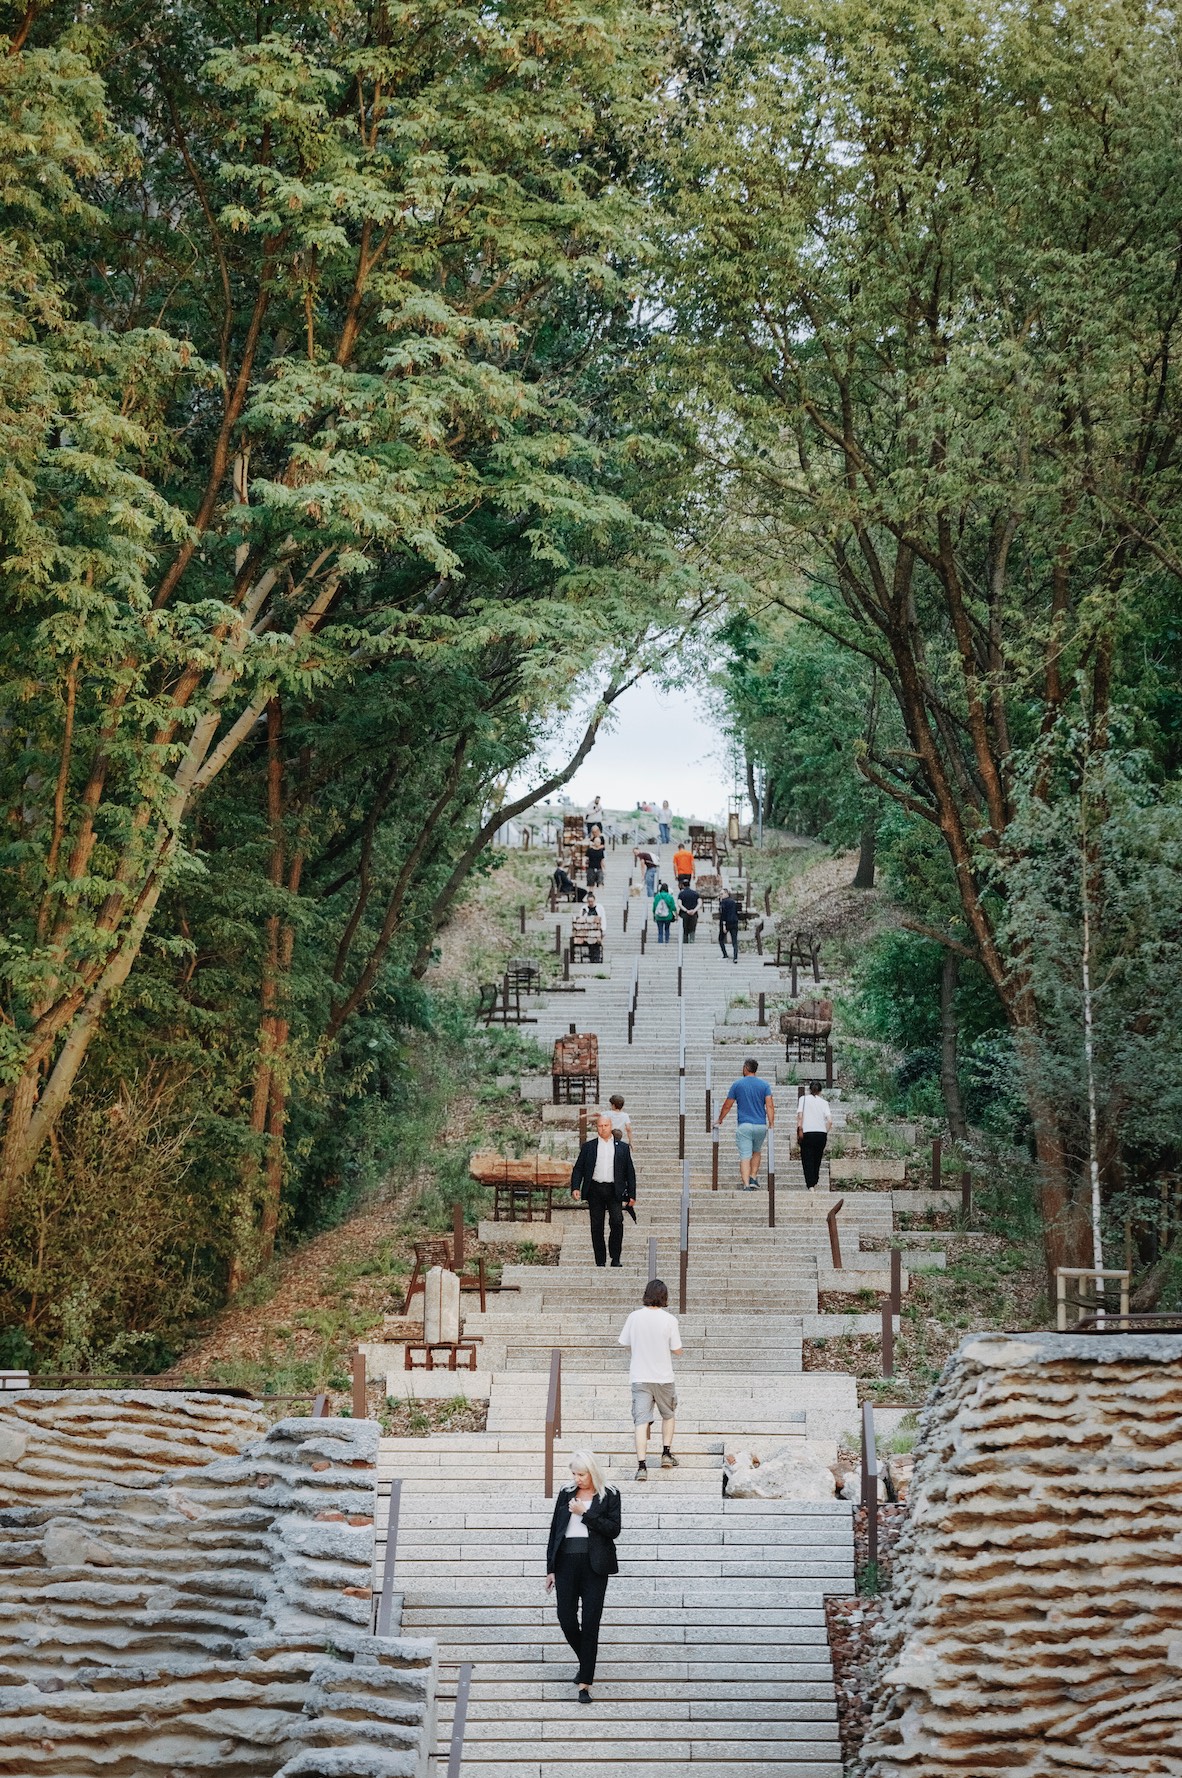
[578,1686,593,1704]
[610,1259,621,1267]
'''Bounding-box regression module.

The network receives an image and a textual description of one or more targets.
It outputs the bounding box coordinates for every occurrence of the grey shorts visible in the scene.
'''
[632,1380,678,1425]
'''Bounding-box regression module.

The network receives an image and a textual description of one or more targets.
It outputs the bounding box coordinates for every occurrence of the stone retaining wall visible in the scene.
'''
[0,1392,435,1777]
[862,1331,1182,1777]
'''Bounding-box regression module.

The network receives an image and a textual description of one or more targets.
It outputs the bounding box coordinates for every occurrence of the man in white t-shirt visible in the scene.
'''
[618,1279,682,1482]
[796,1079,834,1190]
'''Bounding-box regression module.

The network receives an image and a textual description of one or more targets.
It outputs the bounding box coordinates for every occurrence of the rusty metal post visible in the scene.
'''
[767,1125,776,1229]
[555,922,562,956]
[311,1393,328,1418]
[578,1106,587,1147]
[825,1041,834,1088]
[705,1055,712,1133]
[790,960,798,997]
[827,1199,844,1268]
[678,1072,686,1161]
[712,1124,719,1190]
[641,922,647,955]
[755,920,763,956]
[519,904,526,934]
[679,1173,689,1314]
[890,1246,902,1316]
[628,1009,634,1045]
[453,1202,465,1271]
[544,1348,562,1498]
[764,885,771,915]
[931,1135,942,1190]
[961,1170,973,1220]
[881,1300,894,1377]
[758,991,766,1027]
[622,900,629,932]
[351,1349,367,1420]
[862,1401,879,1572]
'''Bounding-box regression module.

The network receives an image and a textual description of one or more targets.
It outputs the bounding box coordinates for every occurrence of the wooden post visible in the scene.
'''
[351,1349,367,1420]
[453,1202,465,1271]
[881,1300,894,1377]
[931,1135,942,1190]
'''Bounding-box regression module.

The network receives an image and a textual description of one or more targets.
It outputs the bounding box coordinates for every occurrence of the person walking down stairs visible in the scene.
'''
[717,887,742,961]
[618,1278,683,1482]
[570,1112,637,1266]
[652,881,677,943]
[715,1058,775,1190]
[797,1078,834,1189]
[545,1451,622,1706]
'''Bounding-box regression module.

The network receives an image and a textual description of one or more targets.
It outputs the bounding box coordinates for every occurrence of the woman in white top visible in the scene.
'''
[544,1451,621,1703]
[796,1079,833,1189]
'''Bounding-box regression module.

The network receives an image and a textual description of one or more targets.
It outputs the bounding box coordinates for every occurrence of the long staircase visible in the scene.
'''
[379,842,859,1776]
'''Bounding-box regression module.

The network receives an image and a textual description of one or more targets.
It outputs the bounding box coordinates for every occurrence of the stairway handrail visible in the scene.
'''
[447,1661,474,1778]
[544,1348,562,1498]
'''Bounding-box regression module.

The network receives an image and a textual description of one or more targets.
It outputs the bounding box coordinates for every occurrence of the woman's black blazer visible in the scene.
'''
[546,1485,622,1577]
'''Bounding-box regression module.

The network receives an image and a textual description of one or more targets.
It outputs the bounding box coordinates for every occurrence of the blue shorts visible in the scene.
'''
[736,1122,768,1160]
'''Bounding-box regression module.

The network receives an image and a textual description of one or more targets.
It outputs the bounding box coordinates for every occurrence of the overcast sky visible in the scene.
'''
[512,674,741,824]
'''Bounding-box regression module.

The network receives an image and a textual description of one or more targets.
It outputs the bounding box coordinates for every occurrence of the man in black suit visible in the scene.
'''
[570,1112,637,1267]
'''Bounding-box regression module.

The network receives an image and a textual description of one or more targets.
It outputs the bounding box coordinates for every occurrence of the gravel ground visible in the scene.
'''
[825,1502,910,1772]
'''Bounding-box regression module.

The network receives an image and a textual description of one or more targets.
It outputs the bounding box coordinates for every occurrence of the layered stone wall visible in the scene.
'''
[0,1391,435,1777]
[862,1331,1182,1777]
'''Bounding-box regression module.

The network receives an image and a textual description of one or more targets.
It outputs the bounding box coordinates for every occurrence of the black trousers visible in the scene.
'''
[800,1130,827,1189]
[586,1182,624,1265]
[719,922,738,959]
[554,1544,610,1683]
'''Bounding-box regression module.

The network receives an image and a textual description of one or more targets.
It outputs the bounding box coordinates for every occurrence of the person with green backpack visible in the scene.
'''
[651,881,677,944]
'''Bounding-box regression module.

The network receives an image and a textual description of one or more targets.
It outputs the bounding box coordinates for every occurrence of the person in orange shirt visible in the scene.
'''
[672,845,694,888]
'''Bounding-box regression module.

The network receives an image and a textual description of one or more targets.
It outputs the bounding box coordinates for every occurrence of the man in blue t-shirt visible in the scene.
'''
[715,1058,775,1190]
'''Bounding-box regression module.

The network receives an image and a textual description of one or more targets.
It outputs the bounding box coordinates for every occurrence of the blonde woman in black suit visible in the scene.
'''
[544,1450,621,1704]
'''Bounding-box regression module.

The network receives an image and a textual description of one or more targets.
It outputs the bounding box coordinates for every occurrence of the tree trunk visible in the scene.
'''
[938,949,968,1141]
[746,755,761,825]
[852,819,876,888]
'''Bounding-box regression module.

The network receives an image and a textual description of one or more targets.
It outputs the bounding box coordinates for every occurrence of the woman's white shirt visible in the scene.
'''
[564,1493,591,1538]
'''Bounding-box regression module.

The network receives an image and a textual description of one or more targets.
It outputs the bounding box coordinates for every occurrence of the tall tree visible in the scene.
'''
[0,0,675,1206]
[664,0,1182,1269]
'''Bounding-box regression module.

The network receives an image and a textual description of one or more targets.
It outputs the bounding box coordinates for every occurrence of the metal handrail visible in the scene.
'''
[704,1054,712,1132]
[1075,1310,1182,1331]
[861,1400,880,1571]
[544,1349,562,1498]
[679,1177,690,1314]
[678,1002,685,1075]
[375,1478,402,1637]
[766,1124,776,1229]
[447,1661,474,1778]
[711,1123,719,1190]
[678,1072,686,1160]
[827,1199,844,1269]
